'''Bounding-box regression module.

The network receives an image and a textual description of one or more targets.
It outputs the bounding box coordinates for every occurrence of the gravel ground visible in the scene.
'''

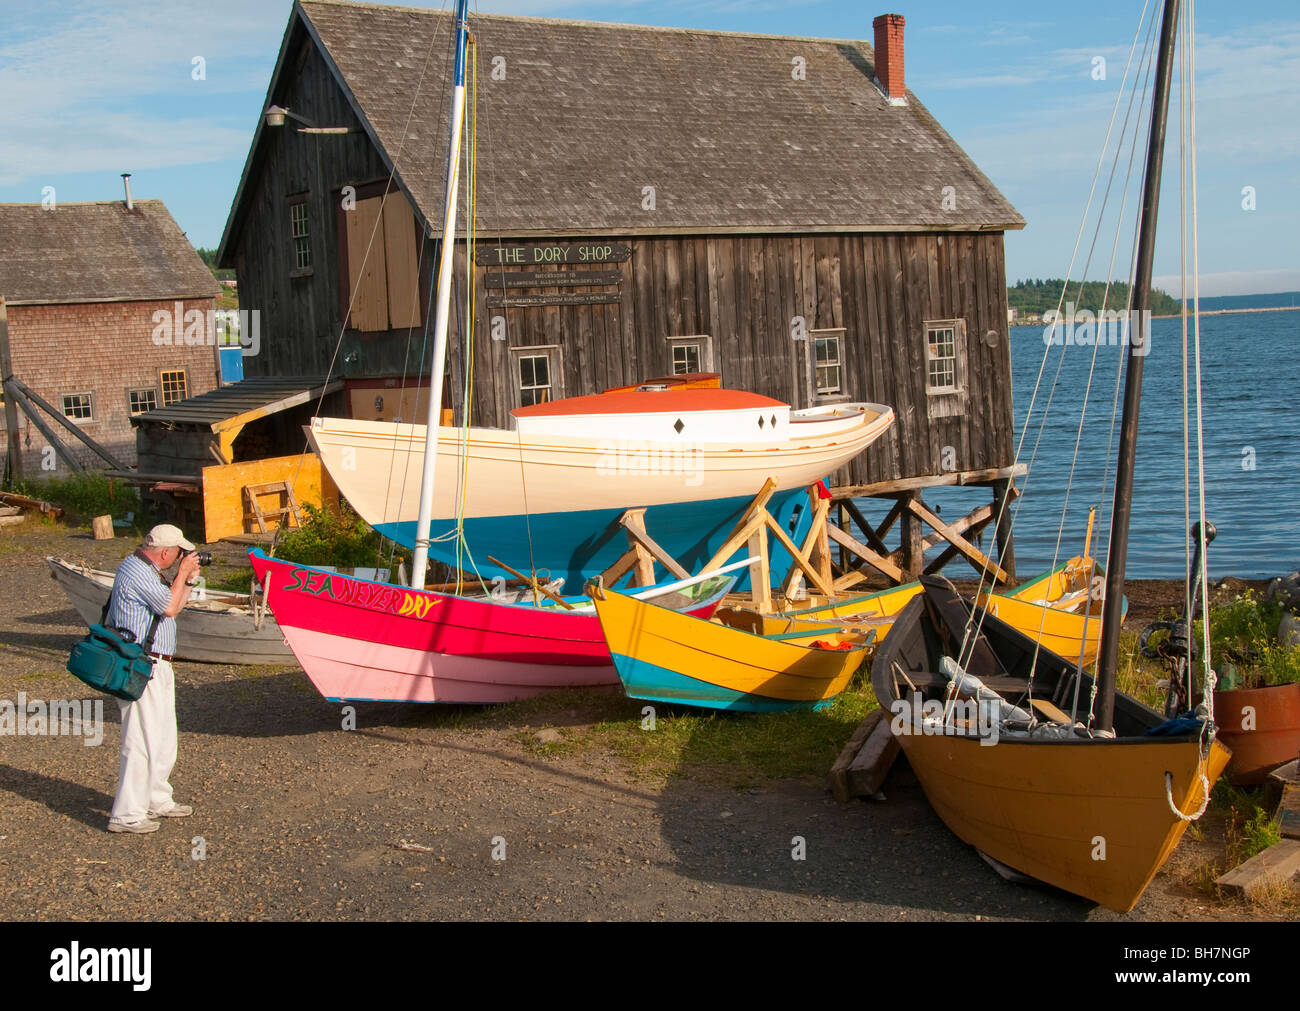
[0,520,1288,921]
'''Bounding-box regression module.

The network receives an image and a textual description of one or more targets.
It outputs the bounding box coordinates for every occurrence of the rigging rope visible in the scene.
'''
[956,2,1157,686]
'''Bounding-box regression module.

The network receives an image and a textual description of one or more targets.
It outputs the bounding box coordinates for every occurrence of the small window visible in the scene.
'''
[925,323,961,394]
[666,334,714,377]
[672,343,700,375]
[161,370,188,406]
[289,196,311,274]
[128,389,158,415]
[518,354,552,407]
[62,393,93,421]
[813,331,843,396]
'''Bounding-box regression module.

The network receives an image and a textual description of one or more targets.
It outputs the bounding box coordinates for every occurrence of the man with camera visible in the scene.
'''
[104,524,203,834]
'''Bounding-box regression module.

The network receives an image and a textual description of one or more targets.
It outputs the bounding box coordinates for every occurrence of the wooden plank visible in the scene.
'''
[826,522,905,582]
[748,523,772,612]
[1277,776,1300,841]
[761,503,833,598]
[1216,839,1300,898]
[700,477,778,573]
[784,493,833,599]
[829,709,884,802]
[841,497,891,556]
[830,463,1028,500]
[599,547,639,588]
[346,195,389,332]
[906,495,1008,584]
[621,508,690,581]
[846,712,901,798]
[0,491,63,517]
[382,192,421,329]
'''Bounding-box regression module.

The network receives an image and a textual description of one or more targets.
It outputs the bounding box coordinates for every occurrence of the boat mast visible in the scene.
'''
[1095,0,1181,731]
[410,0,471,590]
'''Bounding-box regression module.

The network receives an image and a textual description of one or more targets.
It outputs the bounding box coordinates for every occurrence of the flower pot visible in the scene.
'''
[1213,682,1300,786]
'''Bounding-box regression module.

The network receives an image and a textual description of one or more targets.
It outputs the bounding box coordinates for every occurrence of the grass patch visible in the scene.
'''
[274,502,406,576]
[1115,629,1166,710]
[8,474,142,529]
[1200,590,1300,689]
[493,674,881,789]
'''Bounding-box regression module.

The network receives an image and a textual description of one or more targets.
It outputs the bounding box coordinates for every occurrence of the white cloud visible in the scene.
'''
[0,0,285,183]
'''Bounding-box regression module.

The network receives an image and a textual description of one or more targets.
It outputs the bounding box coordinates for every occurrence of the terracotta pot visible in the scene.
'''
[1213,682,1300,786]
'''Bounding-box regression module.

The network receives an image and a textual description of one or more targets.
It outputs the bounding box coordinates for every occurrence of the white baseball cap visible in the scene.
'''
[144,523,196,552]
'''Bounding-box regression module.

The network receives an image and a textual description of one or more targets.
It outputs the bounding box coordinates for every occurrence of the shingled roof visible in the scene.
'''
[0,200,220,306]
[222,0,1022,252]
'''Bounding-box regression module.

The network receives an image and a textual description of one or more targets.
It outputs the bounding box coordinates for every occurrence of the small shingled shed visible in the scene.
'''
[129,376,344,541]
[0,196,221,477]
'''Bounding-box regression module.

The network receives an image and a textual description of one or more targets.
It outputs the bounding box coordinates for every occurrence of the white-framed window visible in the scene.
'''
[161,369,188,406]
[62,393,94,421]
[128,388,158,415]
[672,342,700,375]
[510,346,563,408]
[924,320,964,395]
[289,195,311,274]
[811,328,845,396]
[666,334,714,377]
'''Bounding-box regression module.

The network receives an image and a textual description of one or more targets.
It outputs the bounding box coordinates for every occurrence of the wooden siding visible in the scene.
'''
[232,32,1015,488]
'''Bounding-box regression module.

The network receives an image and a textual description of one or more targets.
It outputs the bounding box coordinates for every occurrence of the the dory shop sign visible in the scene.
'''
[475,242,632,266]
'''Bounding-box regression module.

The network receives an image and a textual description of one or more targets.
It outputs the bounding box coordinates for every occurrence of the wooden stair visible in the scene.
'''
[243,481,303,534]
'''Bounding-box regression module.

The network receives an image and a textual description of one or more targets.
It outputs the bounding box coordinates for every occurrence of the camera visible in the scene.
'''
[184,549,213,566]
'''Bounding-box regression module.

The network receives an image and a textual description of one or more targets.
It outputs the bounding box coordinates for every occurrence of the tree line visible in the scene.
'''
[1009,278,1180,316]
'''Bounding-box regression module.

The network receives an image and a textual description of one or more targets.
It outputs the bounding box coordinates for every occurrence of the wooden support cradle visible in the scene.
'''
[597,478,837,612]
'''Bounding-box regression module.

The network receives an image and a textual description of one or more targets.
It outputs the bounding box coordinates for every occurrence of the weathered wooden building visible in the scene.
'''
[218,2,1027,580]
[0,196,221,477]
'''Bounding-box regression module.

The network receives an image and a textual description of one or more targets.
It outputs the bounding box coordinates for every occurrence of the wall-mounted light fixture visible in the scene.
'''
[264,105,353,135]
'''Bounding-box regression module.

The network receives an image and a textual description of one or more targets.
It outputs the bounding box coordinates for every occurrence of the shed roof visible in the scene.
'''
[0,200,221,306]
[131,376,344,432]
[221,1,1022,257]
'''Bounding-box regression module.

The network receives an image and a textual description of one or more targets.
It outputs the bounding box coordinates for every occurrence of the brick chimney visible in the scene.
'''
[873,13,907,104]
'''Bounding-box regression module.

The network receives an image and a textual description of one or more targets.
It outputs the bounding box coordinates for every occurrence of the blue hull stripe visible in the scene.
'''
[609,653,833,713]
[374,489,812,589]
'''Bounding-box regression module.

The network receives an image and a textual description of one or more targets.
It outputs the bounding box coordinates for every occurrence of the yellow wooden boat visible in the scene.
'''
[769,556,1122,666]
[874,579,1229,912]
[976,555,1125,667]
[591,587,872,712]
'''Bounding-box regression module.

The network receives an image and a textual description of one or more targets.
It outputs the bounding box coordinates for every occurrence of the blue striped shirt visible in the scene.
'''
[106,551,177,656]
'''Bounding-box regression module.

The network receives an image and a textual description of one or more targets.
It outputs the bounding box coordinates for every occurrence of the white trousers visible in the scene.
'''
[109,659,177,825]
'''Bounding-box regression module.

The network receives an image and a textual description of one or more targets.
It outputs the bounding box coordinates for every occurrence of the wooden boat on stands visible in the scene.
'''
[592,586,872,712]
[249,549,739,703]
[871,0,1230,913]
[47,555,292,665]
[874,578,1228,912]
[309,384,894,589]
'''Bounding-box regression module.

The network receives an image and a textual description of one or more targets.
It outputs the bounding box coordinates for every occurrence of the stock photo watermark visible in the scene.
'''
[597,440,703,487]
[889,691,1002,747]
[0,693,104,747]
[1043,303,1152,356]
[151,304,261,357]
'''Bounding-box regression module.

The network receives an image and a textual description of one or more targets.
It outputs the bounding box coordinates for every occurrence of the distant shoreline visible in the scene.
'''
[1012,304,1300,326]
[1153,304,1300,319]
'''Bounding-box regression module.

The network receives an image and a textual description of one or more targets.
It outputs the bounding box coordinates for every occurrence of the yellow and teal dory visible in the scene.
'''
[591,588,873,712]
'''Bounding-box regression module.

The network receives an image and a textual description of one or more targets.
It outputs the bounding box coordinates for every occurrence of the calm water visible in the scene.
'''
[858,300,1300,580]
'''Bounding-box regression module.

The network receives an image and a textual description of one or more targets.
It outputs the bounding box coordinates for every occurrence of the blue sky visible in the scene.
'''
[2,0,1297,296]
